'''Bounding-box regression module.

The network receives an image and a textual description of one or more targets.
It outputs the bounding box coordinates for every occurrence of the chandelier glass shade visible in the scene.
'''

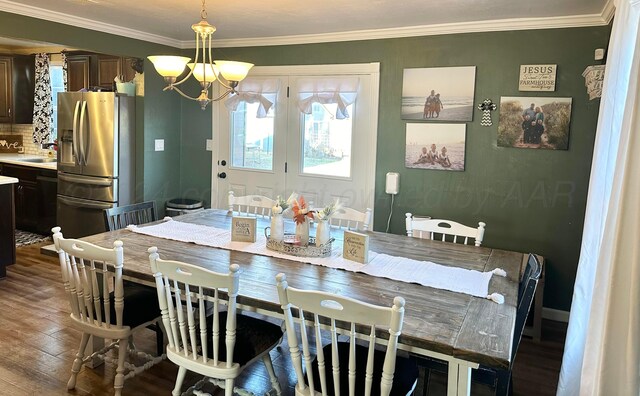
[147,0,253,109]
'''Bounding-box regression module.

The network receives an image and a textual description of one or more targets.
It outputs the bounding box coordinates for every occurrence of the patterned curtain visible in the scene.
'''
[61,51,68,91]
[32,53,53,144]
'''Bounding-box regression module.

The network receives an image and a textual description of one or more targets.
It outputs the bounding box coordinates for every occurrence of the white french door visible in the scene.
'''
[213,63,379,213]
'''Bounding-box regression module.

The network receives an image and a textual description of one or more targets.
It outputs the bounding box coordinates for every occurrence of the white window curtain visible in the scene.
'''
[225,78,279,118]
[61,51,68,92]
[296,77,359,119]
[557,1,640,395]
[32,53,53,144]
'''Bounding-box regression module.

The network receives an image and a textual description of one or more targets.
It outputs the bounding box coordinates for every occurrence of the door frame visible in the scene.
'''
[210,62,380,216]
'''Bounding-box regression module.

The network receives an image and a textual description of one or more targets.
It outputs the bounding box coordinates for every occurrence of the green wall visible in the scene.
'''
[0,11,183,215]
[0,10,612,311]
[179,26,611,311]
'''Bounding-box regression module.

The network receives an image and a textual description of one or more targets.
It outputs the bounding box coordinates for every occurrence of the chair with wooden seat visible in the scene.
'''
[104,201,157,231]
[52,227,164,396]
[421,253,542,395]
[148,247,283,396]
[405,212,486,246]
[228,191,275,218]
[328,206,373,231]
[276,272,419,396]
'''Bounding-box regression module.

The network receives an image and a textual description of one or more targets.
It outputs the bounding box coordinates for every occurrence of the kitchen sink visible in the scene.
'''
[19,158,57,163]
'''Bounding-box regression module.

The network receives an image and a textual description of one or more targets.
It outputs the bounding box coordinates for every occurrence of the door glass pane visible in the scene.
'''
[231,101,275,170]
[302,103,353,177]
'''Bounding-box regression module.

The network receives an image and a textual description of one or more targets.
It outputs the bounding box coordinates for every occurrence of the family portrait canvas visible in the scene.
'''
[498,96,573,150]
[405,123,466,171]
[401,66,476,122]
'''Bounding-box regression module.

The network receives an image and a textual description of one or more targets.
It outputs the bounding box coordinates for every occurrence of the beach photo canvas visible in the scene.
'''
[405,123,466,171]
[401,66,476,121]
[498,96,572,150]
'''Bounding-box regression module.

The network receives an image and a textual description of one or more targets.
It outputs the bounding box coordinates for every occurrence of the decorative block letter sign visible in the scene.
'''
[343,230,370,264]
[519,64,557,92]
[231,216,257,242]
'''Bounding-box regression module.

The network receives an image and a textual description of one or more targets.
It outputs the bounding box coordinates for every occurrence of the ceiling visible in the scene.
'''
[0,0,613,48]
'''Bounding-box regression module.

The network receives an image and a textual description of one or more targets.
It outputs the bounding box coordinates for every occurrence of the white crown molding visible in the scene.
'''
[206,10,614,48]
[0,0,615,50]
[0,0,182,48]
[601,0,616,23]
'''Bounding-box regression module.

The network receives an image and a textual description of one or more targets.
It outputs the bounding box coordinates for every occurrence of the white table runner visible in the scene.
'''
[128,218,506,303]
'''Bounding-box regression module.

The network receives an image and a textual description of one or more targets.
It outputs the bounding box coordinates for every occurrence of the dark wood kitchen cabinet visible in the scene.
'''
[67,52,141,91]
[0,54,35,124]
[0,163,57,235]
[0,179,16,278]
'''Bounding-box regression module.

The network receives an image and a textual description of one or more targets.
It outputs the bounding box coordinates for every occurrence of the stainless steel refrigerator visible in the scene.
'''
[57,92,135,238]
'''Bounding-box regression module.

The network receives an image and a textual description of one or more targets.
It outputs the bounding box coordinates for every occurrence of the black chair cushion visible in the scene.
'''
[94,282,160,328]
[309,341,418,396]
[205,312,283,366]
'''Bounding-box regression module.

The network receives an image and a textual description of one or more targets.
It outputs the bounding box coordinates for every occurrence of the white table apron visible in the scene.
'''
[128,218,507,303]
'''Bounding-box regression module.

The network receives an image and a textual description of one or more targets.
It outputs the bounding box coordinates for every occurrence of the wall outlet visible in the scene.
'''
[385,172,399,195]
[206,139,213,151]
[154,139,164,151]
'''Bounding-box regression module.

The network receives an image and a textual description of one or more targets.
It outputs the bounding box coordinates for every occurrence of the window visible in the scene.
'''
[301,102,353,177]
[230,99,276,171]
[49,64,64,140]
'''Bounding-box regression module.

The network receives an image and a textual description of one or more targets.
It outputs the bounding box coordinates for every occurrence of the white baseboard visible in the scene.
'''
[542,307,570,323]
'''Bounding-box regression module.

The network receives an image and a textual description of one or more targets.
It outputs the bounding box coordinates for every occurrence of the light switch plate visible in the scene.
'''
[206,139,213,151]
[154,139,164,151]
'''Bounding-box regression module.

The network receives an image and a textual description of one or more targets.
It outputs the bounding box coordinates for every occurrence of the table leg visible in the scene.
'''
[84,335,105,368]
[446,361,472,396]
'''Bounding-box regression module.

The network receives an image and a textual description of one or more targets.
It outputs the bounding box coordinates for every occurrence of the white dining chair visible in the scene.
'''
[405,213,486,247]
[328,206,372,231]
[52,227,164,396]
[148,247,283,396]
[275,273,418,396]
[228,190,275,218]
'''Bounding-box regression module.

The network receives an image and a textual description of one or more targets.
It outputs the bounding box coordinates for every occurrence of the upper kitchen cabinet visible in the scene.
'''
[67,55,91,92]
[0,55,35,124]
[67,52,141,91]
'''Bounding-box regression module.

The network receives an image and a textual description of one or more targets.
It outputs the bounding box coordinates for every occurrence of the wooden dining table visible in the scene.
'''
[77,209,533,396]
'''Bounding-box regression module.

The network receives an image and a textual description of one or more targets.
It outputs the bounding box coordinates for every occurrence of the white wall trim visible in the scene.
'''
[0,0,614,49]
[0,0,182,48]
[543,307,570,323]
[204,6,615,48]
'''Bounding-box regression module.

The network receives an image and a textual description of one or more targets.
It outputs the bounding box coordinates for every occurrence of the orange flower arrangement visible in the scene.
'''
[292,195,314,225]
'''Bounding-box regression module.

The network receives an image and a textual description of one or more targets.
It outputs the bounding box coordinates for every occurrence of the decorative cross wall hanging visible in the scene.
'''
[477,99,497,127]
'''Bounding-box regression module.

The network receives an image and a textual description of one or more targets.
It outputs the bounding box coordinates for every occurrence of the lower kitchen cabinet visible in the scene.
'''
[0,163,57,234]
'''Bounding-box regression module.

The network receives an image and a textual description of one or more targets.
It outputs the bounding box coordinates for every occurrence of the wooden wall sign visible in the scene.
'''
[231,216,257,242]
[519,64,557,92]
[0,135,23,153]
[343,230,370,264]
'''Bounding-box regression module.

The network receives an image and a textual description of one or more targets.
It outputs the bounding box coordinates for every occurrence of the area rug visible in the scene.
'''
[15,230,51,247]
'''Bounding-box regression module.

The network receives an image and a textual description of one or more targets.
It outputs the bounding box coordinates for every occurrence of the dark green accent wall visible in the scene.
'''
[179,26,611,311]
[0,11,183,216]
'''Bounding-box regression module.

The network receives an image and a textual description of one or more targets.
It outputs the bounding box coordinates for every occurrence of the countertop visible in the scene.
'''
[0,154,57,170]
[0,176,19,185]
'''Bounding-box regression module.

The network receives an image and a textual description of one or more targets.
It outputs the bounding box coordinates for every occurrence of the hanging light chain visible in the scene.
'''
[200,0,208,20]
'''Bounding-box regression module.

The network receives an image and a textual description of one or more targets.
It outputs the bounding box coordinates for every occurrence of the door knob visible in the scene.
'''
[218,172,227,179]
[220,160,227,166]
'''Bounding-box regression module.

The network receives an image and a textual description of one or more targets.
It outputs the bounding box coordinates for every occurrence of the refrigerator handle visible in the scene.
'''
[58,195,114,210]
[72,101,81,165]
[79,101,88,165]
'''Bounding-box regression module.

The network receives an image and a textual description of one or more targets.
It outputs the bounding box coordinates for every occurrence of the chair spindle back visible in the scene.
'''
[52,227,125,329]
[405,213,486,246]
[148,247,240,369]
[276,273,405,396]
[228,191,275,218]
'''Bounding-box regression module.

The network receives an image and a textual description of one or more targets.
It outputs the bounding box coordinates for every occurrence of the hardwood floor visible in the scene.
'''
[0,242,567,395]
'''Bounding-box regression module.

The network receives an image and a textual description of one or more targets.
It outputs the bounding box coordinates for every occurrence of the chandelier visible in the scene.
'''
[148,0,253,110]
